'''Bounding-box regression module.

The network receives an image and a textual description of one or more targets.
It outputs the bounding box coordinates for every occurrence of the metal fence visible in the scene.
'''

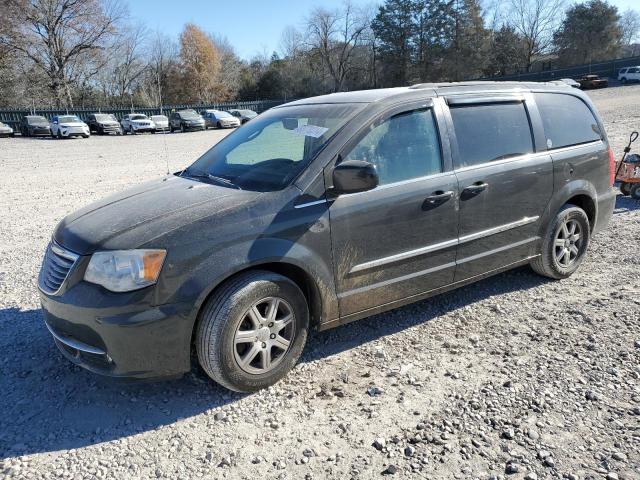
[0,99,288,129]
[481,55,640,82]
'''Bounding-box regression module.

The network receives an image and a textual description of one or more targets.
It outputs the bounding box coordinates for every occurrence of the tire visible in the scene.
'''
[56,130,62,140]
[196,270,309,393]
[180,124,185,133]
[217,121,222,129]
[621,77,627,84]
[620,182,631,196]
[630,183,640,200]
[530,204,590,280]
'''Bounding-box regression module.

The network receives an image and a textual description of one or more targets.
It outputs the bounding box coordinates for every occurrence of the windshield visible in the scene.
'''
[240,110,257,116]
[59,115,81,123]
[27,116,48,125]
[179,110,200,119]
[130,114,148,120]
[95,114,116,122]
[215,111,233,118]
[183,103,363,192]
[151,115,167,121]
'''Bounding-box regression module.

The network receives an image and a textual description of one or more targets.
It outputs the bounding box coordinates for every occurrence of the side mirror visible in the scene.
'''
[332,160,379,195]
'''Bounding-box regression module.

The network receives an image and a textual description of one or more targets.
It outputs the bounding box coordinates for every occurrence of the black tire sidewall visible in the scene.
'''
[630,183,640,200]
[199,273,309,392]
[544,207,590,278]
[620,182,631,196]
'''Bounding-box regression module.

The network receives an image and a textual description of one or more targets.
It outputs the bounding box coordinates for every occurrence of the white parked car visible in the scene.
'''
[121,114,156,135]
[0,121,14,137]
[50,115,90,139]
[618,66,640,84]
[150,115,169,132]
[202,110,240,129]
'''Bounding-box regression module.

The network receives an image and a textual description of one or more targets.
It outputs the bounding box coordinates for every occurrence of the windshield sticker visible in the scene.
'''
[292,124,329,138]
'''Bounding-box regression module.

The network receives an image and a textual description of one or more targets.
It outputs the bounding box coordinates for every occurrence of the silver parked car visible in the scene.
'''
[0,121,14,137]
[121,114,156,135]
[151,115,170,132]
[202,110,240,129]
[229,109,258,124]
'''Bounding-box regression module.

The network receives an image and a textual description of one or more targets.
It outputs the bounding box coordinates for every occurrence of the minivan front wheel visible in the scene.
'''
[531,205,590,279]
[196,271,309,392]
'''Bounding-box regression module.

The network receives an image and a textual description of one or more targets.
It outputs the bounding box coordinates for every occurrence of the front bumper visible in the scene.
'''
[132,126,155,133]
[182,123,205,131]
[39,285,194,379]
[99,125,122,134]
[61,128,89,137]
[30,128,51,136]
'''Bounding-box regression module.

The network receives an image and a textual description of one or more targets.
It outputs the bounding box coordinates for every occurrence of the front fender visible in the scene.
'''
[174,233,338,329]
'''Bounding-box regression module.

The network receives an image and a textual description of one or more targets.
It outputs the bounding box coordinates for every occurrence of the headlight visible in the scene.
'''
[84,249,166,292]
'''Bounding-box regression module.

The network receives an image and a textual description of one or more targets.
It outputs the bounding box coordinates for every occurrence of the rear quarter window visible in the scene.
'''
[534,93,602,150]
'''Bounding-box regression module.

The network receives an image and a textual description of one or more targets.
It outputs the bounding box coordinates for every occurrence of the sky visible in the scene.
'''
[126,0,640,61]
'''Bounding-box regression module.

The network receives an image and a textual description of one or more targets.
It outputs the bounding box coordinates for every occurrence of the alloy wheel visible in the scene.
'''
[233,297,295,375]
[554,218,583,267]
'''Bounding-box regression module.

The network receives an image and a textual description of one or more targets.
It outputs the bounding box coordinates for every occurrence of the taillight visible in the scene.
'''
[608,146,615,185]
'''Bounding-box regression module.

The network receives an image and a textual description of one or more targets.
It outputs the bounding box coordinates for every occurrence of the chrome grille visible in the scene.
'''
[39,242,79,295]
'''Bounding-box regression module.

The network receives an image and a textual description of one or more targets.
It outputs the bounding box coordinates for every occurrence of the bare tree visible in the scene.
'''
[305,1,370,92]
[620,8,640,56]
[145,32,177,108]
[110,23,148,100]
[0,0,125,107]
[507,0,565,71]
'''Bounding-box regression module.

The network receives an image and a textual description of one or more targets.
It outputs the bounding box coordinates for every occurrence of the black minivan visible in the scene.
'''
[39,82,616,392]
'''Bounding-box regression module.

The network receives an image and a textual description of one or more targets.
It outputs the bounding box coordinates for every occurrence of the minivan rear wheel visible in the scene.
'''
[531,205,590,279]
[196,271,309,392]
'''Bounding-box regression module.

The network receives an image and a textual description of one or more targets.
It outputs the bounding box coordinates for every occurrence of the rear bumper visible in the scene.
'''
[593,187,616,235]
[40,289,194,379]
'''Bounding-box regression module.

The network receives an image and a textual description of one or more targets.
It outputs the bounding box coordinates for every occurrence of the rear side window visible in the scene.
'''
[534,93,602,150]
[449,102,534,168]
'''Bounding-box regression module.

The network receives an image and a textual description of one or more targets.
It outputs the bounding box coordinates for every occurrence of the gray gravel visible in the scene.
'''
[1,87,639,479]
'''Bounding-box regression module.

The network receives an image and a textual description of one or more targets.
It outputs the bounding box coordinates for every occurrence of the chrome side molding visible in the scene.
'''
[349,216,539,274]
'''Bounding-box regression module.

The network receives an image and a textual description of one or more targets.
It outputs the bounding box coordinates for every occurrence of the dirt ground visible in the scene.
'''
[0,86,639,480]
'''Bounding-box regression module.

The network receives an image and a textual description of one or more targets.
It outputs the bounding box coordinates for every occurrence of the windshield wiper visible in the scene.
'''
[184,170,242,190]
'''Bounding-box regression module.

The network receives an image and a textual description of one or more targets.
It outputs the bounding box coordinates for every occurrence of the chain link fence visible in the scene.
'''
[0,99,289,129]
[481,55,640,82]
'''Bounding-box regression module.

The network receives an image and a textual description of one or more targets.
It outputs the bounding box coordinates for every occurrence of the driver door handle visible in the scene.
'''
[424,190,454,204]
[422,190,454,211]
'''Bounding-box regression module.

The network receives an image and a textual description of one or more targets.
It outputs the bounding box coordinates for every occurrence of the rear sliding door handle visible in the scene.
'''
[462,182,488,194]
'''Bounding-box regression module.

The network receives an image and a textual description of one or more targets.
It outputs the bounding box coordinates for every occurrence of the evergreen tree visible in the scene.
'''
[554,0,622,65]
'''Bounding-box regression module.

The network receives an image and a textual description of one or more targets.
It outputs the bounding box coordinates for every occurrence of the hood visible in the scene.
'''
[132,119,152,124]
[99,121,120,126]
[54,175,262,255]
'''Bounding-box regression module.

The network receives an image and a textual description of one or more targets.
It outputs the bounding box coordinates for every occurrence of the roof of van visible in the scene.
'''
[279,81,578,107]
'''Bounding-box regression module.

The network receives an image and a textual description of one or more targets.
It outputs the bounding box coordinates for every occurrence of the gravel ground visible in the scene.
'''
[1,86,639,480]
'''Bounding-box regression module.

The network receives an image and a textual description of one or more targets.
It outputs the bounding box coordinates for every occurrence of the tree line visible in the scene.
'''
[0,0,639,109]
